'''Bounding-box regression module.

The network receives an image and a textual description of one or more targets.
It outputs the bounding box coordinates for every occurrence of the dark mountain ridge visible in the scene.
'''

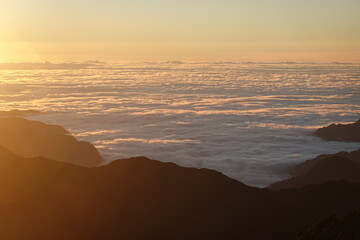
[291,149,360,176]
[1,146,360,240]
[314,119,360,142]
[0,117,102,166]
[268,119,360,190]
[1,117,360,239]
[297,210,360,240]
[268,156,360,190]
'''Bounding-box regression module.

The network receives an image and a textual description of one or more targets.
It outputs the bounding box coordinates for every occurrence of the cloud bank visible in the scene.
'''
[0,61,359,187]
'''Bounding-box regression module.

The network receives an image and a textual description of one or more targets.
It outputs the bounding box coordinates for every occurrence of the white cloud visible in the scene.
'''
[1,61,359,187]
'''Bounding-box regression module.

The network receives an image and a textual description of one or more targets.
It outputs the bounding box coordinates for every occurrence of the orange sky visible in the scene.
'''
[0,0,359,62]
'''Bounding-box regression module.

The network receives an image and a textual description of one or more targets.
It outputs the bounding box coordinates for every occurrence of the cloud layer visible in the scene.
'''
[0,62,359,187]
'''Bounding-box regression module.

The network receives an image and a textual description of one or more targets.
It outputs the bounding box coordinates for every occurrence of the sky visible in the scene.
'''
[0,0,359,62]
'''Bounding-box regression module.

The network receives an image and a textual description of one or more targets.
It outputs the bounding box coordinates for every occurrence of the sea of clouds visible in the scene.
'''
[0,61,359,187]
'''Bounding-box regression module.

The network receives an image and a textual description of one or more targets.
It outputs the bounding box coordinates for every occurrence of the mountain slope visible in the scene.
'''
[297,210,360,240]
[268,156,360,190]
[314,119,360,142]
[0,117,102,166]
[292,149,360,176]
[1,147,360,240]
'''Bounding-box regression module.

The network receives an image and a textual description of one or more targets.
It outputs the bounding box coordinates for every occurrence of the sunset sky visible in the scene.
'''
[0,0,359,62]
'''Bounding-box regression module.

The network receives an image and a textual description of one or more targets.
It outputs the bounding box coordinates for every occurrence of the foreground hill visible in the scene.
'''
[297,211,360,240]
[314,119,360,142]
[0,117,102,166]
[1,147,360,240]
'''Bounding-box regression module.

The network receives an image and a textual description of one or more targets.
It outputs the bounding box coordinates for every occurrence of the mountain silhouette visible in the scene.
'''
[268,119,360,190]
[1,146,360,240]
[291,149,360,176]
[268,156,360,190]
[314,119,360,142]
[0,117,102,166]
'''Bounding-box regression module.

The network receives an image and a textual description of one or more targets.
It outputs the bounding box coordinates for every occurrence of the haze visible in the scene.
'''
[0,0,359,62]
